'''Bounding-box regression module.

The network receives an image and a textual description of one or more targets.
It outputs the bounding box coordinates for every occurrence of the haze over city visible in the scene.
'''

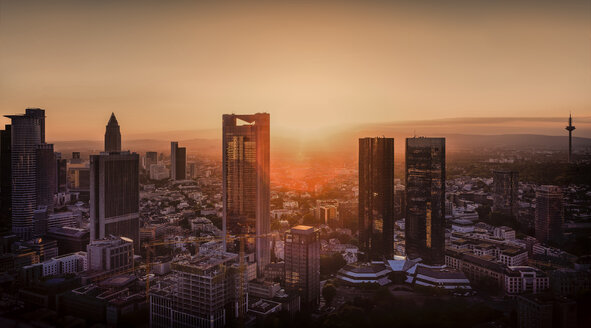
[1,0,590,141]
[1,1,590,328]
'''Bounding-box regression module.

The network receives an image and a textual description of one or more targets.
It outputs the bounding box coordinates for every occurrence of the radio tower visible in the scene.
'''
[565,113,575,163]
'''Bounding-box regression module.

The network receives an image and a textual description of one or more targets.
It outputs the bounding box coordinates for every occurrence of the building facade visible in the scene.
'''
[284,225,320,309]
[535,185,563,244]
[492,170,519,218]
[170,142,186,180]
[5,108,49,239]
[222,113,270,276]
[358,137,395,259]
[405,137,446,265]
[0,124,11,233]
[90,151,140,251]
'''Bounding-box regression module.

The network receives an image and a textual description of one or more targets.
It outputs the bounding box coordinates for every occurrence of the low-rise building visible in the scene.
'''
[504,266,549,295]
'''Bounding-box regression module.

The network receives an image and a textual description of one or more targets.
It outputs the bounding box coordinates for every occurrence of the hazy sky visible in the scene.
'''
[1,0,589,141]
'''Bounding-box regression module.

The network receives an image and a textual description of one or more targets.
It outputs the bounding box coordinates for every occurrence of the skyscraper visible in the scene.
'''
[222,113,270,275]
[358,137,394,259]
[90,151,140,252]
[493,170,519,218]
[0,124,11,233]
[535,185,563,244]
[104,113,121,153]
[35,143,56,213]
[170,142,186,180]
[405,137,446,265]
[5,108,47,240]
[284,225,320,309]
[55,152,68,193]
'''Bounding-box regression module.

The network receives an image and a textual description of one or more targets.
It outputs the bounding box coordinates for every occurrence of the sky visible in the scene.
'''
[1,0,590,141]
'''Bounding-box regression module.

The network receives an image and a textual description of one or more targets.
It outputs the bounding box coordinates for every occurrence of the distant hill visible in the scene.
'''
[51,133,591,161]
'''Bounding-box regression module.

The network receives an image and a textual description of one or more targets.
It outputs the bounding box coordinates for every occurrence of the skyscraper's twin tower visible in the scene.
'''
[359,136,446,265]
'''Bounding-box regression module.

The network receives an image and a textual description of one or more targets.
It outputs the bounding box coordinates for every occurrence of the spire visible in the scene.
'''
[105,112,121,152]
[107,112,119,126]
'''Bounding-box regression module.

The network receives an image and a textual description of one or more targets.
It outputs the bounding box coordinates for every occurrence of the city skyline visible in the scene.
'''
[0,1,590,327]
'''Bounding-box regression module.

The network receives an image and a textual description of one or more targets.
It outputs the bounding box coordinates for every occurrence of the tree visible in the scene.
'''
[322,283,337,305]
[302,213,318,226]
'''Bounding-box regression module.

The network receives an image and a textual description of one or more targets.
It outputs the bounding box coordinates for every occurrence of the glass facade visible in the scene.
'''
[222,113,270,276]
[405,137,446,265]
[358,137,395,259]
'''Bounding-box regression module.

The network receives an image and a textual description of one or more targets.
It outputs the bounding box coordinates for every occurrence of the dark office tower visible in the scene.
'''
[535,185,563,244]
[90,151,140,252]
[170,142,186,180]
[144,151,158,170]
[284,225,320,309]
[222,113,270,275]
[0,125,11,232]
[104,113,121,153]
[493,171,519,218]
[55,153,67,193]
[405,137,446,265]
[176,147,186,180]
[5,108,46,240]
[358,137,394,259]
[35,143,56,212]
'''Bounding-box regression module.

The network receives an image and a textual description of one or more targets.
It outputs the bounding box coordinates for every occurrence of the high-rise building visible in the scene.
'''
[535,185,563,244]
[405,137,446,265]
[493,170,519,218]
[170,142,186,180]
[358,137,394,259]
[104,113,121,153]
[222,113,270,276]
[5,108,47,240]
[55,153,68,193]
[144,151,158,171]
[35,143,56,213]
[67,163,90,201]
[150,253,247,328]
[0,124,11,233]
[284,225,320,309]
[188,162,196,179]
[90,151,140,251]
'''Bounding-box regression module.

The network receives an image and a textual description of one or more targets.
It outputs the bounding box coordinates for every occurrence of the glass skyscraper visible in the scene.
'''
[5,108,47,239]
[222,113,270,276]
[358,137,395,259]
[405,137,446,265]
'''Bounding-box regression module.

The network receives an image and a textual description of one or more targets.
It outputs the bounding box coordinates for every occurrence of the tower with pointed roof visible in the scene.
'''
[565,114,575,163]
[104,113,121,153]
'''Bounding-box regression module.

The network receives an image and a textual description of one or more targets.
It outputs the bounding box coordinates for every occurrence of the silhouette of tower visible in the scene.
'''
[565,114,575,163]
[104,113,121,153]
